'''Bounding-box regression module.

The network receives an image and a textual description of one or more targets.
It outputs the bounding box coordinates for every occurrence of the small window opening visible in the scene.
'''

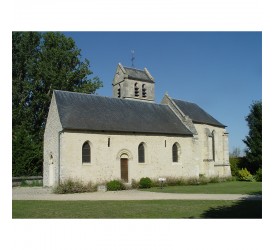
[172,143,178,162]
[134,83,139,97]
[142,84,147,98]
[108,137,110,147]
[138,143,145,163]
[82,142,91,163]
[117,87,121,98]
[165,140,166,147]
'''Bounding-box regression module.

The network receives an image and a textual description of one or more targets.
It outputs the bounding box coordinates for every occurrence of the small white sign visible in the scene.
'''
[97,185,107,192]
[158,178,166,182]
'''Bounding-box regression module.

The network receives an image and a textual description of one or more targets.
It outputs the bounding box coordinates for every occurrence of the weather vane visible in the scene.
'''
[131,50,135,68]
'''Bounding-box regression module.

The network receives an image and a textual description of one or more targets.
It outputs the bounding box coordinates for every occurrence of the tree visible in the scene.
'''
[243,100,262,173]
[230,147,241,157]
[12,32,103,176]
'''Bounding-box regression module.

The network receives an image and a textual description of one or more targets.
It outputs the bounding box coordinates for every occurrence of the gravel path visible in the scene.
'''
[12,187,262,201]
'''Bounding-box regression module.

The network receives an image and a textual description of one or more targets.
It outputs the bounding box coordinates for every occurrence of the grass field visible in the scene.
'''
[12,199,262,219]
[12,181,262,219]
[146,181,262,194]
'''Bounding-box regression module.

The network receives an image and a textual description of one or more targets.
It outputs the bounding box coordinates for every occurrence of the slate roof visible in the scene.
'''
[123,67,154,83]
[172,99,226,127]
[54,90,192,136]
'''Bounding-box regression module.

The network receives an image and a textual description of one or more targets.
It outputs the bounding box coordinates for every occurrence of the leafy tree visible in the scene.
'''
[12,32,103,176]
[12,127,42,176]
[230,147,241,157]
[243,100,262,173]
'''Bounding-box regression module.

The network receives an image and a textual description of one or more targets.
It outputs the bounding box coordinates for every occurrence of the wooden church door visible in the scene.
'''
[120,158,128,182]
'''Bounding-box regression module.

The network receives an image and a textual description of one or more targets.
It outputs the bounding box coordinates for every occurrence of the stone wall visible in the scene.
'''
[112,64,155,102]
[43,94,63,187]
[194,124,231,177]
[59,131,199,185]
[43,91,231,187]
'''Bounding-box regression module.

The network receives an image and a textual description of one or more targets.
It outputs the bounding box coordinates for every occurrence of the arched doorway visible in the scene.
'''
[120,154,129,182]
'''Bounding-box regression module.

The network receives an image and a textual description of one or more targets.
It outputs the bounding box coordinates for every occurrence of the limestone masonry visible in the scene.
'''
[43,63,231,187]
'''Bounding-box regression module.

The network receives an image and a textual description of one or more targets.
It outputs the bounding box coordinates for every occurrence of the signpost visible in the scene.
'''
[158,177,166,189]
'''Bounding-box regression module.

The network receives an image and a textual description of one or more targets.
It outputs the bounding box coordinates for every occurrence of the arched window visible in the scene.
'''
[82,141,91,163]
[138,143,145,163]
[172,143,179,162]
[134,82,139,97]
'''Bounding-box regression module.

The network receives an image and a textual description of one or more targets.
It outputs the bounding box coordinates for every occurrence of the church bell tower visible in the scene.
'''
[112,63,155,102]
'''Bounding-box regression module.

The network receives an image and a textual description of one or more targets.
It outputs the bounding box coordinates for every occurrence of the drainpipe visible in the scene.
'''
[58,130,63,185]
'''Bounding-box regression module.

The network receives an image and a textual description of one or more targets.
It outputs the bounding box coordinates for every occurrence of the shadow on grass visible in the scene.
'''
[201,195,262,219]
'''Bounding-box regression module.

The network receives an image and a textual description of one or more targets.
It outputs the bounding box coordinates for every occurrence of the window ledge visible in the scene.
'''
[172,162,181,165]
[214,164,229,167]
[203,159,214,162]
[82,163,92,166]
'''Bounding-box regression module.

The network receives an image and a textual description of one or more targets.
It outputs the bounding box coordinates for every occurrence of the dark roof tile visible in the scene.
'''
[123,67,154,83]
[172,99,226,127]
[54,90,192,135]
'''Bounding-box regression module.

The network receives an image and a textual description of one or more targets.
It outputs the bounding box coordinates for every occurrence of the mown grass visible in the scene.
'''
[145,181,262,195]
[12,199,262,219]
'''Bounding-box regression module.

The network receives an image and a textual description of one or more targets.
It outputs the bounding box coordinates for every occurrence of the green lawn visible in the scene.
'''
[146,181,262,194]
[12,199,262,219]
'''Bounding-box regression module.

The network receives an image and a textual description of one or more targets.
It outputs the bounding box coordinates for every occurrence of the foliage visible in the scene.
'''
[20,180,43,187]
[198,174,210,185]
[53,179,96,194]
[243,100,262,173]
[139,177,153,189]
[12,128,42,176]
[163,177,182,186]
[208,176,220,183]
[230,156,251,177]
[12,32,103,176]
[106,180,125,191]
[237,168,254,182]
[131,179,139,189]
[229,157,241,177]
[230,147,241,157]
[254,168,262,182]
[132,176,235,189]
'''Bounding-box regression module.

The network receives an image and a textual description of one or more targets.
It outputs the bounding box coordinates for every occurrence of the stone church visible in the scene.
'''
[43,63,231,187]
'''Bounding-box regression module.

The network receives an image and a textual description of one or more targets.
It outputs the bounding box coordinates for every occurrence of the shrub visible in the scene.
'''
[165,177,183,186]
[131,179,139,189]
[20,179,43,187]
[186,177,200,185]
[139,177,152,189]
[53,179,96,194]
[208,176,220,183]
[198,174,209,185]
[237,168,254,182]
[254,168,262,182]
[150,179,160,187]
[229,157,241,176]
[106,180,125,191]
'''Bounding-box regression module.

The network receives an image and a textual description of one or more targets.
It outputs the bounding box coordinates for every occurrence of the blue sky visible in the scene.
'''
[63,32,262,155]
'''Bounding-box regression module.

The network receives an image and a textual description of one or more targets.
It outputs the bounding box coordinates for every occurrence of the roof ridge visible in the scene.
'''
[123,66,145,72]
[54,89,167,106]
[172,98,197,105]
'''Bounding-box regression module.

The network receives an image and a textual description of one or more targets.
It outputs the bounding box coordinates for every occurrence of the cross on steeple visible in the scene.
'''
[131,50,135,68]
